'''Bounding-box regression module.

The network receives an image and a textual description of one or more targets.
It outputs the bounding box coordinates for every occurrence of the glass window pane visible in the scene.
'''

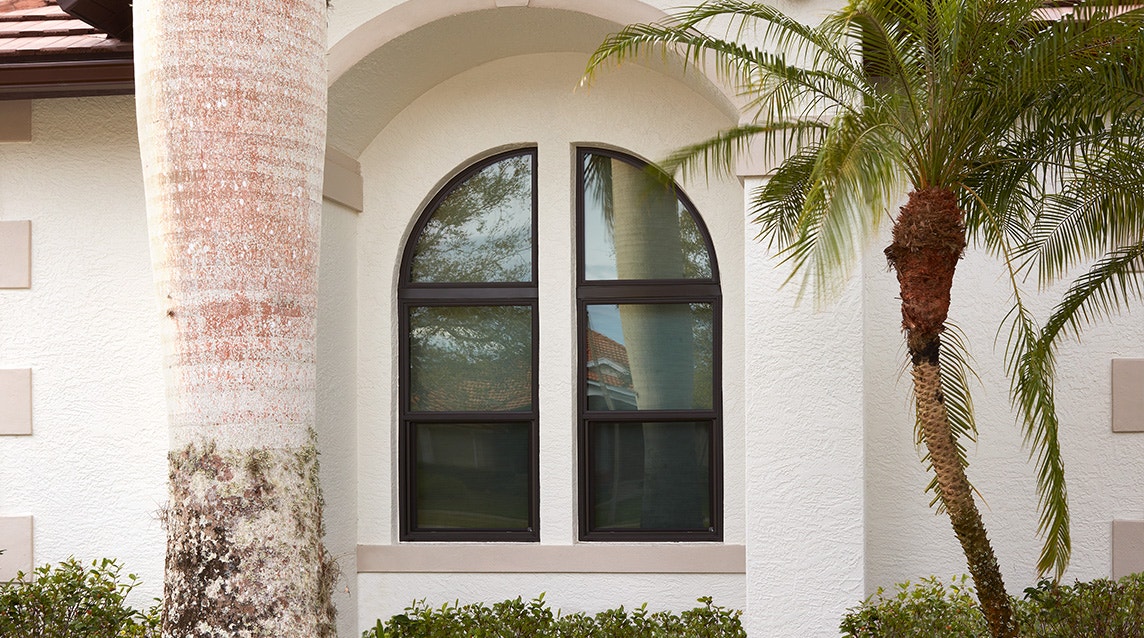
[414,422,531,530]
[410,153,533,283]
[589,421,711,530]
[582,153,712,281]
[410,305,532,412]
[585,303,713,411]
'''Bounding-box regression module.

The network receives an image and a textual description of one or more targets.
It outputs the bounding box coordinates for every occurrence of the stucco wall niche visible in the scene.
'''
[347,45,756,626]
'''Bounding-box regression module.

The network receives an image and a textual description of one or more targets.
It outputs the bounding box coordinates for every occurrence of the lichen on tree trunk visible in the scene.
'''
[163,436,337,637]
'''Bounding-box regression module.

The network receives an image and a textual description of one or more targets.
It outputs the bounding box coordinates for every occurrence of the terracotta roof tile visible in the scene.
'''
[0,0,128,59]
[0,0,132,98]
[0,0,53,14]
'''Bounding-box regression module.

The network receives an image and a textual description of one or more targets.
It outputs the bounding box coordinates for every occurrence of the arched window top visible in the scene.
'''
[405,149,537,285]
[579,148,717,283]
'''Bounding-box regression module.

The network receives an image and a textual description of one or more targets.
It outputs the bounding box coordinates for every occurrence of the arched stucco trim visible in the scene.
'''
[326,0,742,143]
[329,0,665,84]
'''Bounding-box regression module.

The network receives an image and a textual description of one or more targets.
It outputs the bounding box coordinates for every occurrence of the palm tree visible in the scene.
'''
[588,1,1144,636]
[134,0,337,635]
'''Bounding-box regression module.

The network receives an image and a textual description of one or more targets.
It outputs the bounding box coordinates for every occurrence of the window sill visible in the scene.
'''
[356,543,745,574]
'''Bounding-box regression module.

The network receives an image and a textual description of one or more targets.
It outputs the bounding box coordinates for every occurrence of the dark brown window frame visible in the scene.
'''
[398,147,540,542]
[575,146,724,542]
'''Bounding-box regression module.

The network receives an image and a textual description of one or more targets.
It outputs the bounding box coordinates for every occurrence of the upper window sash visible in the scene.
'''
[403,148,539,287]
[576,147,719,286]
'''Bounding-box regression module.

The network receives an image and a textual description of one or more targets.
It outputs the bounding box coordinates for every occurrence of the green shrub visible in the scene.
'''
[839,575,987,637]
[841,573,1144,638]
[1015,574,1144,637]
[0,557,160,638]
[364,594,745,638]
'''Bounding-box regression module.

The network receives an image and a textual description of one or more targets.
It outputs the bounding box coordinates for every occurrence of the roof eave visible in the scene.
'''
[0,56,132,100]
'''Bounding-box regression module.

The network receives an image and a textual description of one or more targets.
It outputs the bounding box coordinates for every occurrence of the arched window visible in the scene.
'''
[398,148,539,541]
[577,148,722,541]
[398,146,720,543]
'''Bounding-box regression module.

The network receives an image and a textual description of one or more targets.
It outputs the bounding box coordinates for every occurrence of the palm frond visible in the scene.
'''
[760,110,904,303]
[974,188,1071,579]
[661,121,828,182]
[1036,243,1144,348]
[749,145,820,250]
[1006,300,1070,579]
[1023,126,1144,283]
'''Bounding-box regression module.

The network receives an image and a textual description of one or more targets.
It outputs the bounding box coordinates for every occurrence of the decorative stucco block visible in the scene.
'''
[0,369,32,435]
[1112,359,1144,433]
[0,220,31,289]
[0,101,31,143]
[0,516,33,581]
[1112,520,1144,579]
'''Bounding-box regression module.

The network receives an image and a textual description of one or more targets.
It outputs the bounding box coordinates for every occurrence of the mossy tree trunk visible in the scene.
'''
[134,1,336,636]
[885,188,1016,638]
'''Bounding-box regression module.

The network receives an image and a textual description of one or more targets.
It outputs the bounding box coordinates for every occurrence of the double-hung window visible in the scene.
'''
[399,146,720,542]
[398,149,539,541]
[577,148,722,541]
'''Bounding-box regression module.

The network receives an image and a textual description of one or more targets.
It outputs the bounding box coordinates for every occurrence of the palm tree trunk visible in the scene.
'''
[885,188,1016,638]
[134,1,336,636]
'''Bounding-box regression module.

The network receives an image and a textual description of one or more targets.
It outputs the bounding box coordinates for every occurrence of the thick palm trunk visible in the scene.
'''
[885,188,1016,638]
[134,1,336,636]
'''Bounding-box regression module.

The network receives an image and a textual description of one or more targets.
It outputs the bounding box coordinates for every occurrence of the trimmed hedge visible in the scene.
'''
[841,573,1144,637]
[364,595,746,638]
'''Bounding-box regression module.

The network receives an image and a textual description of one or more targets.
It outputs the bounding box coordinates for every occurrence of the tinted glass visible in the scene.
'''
[590,421,711,530]
[410,305,532,412]
[410,153,533,283]
[414,422,531,529]
[581,153,712,281]
[585,303,713,411]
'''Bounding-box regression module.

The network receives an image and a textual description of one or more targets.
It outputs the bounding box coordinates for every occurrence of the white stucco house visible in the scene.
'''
[2,0,1143,636]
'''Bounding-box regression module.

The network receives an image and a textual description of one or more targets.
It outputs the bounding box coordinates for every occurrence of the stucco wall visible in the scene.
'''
[742,192,867,637]
[0,96,167,607]
[318,200,361,638]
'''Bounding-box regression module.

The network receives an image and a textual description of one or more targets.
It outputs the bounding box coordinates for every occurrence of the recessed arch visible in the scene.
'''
[326,0,742,157]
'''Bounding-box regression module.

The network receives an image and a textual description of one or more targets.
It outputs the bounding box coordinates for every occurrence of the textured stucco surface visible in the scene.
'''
[742,189,867,637]
[317,201,360,638]
[0,96,167,608]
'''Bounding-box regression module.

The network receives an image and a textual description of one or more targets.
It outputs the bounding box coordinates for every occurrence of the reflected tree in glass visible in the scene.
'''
[583,152,714,530]
[410,154,533,283]
[409,305,533,412]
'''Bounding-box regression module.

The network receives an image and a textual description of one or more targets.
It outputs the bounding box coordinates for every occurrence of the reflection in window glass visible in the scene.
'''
[590,421,711,530]
[581,153,712,281]
[409,305,533,412]
[415,422,531,529]
[410,153,533,283]
[585,303,713,411]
